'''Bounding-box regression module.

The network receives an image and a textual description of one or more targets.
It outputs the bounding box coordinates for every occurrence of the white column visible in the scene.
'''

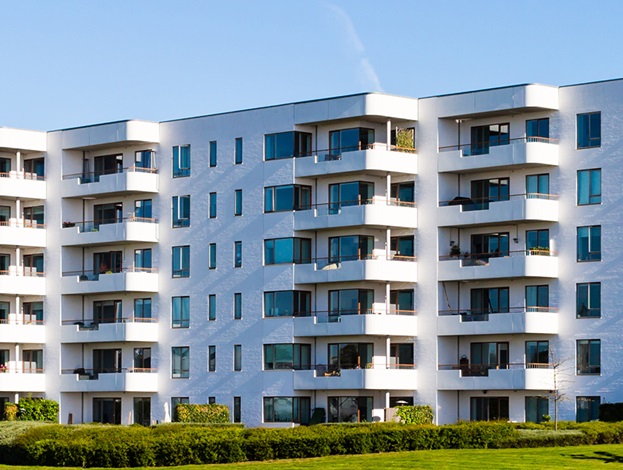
[16,151,21,173]
[386,174,391,202]
[385,391,390,410]
[16,198,21,224]
[386,119,391,150]
[385,282,390,315]
[386,228,391,259]
[16,247,21,274]
[386,336,391,368]
[15,295,20,324]
[14,393,19,403]
[15,344,20,373]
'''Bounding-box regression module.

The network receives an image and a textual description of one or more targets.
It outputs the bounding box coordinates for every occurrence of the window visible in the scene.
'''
[0,158,10,173]
[264,131,312,160]
[209,192,217,218]
[134,347,151,370]
[526,118,550,141]
[0,206,9,224]
[134,248,152,271]
[264,290,311,317]
[264,397,311,424]
[234,189,242,216]
[577,339,600,375]
[329,128,374,157]
[470,397,509,421]
[234,344,242,371]
[577,396,600,422]
[208,243,217,269]
[94,154,123,180]
[390,181,415,204]
[526,229,550,253]
[94,202,122,226]
[329,181,374,213]
[328,396,373,423]
[469,123,509,156]
[0,301,8,323]
[329,343,373,370]
[577,169,601,205]
[577,282,600,318]
[526,341,549,367]
[209,141,217,167]
[470,232,509,260]
[172,296,190,328]
[264,344,311,370]
[133,397,151,426]
[233,397,241,423]
[470,178,509,210]
[526,285,549,312]
[526,174,550,198]
[172,346,190,378]
[526,396,549,424]
[208,294,216,321]
[329,289,373,319]
[0,349,8,369]
[264,185,311,212]
[173,145,191,177]
[22,349,43,373]
[470,287,509,318]
[22,301,43,324]
[171,397,189,421]
[390,343,414,369]
[390,236,414,259]
[470,342,509,374]
[0,254,9,274]
[208,397,216,404]
[577,226,601,261]
[93,348,121,373]
[172,195,190,227]
[264,237,311,265]
[94,251,121,274]
[24,157,45,178]
[22,254,44,276]
[23,206,44,227]
[134,298,152,320]
[135,199,152,219]
[390,290,414,314]
[329,235,373,263]
[208,345,216,372]
[93,300,122,324]
[234,293,242,320]
[172,246,190,278]
[235,137,243,164]
[93,398,121,425]
[135,150,155,171]
[234,241,242,268]
[577,112,601,149]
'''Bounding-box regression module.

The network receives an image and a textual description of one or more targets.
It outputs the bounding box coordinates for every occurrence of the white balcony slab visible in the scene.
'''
[60,371,158,392]
[293,368,417,391]
[294,203,417,231]
[61,220,158,246]
[61,321,158,343]
[294,259,417,284]
[61,271,158,295]
[438,255,558,281]
[295,148,417,178]
[437,198,558,227]
[0,177,46,199]
[0,274,45,296]
[0,324,45,343]
[294,314,417,337]
[438,141,559,173]
[0,373,45,392]
[0,224,46,247]
[61,120,159,150]
[437,368,554,391]
[61,171,159,198]
[437,311,558,336]
[0,127,47,152]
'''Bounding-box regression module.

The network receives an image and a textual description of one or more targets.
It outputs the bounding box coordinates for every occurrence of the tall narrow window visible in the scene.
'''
[234,189,243,216]
[233,396,241,423]
[208,345,216,372]
[577,112,601,149]
[208,294,216,321]
[209,192,217,218]
[235,138,243,164]
[234,293,242,320]
[234,241,242,268]
[172,296,190,328]
[172,145,191,177]
[234,344,242,371]
[577,226,601,261]
[172,195,190,227]
[577,282,601,318]
[209,141,217,167]
[172,346,190,378]
[172,246,190,278]
[577,169,601,205]
[208,243,217,269]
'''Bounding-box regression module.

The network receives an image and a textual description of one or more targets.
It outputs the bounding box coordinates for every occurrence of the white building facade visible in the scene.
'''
[0,79,620,426]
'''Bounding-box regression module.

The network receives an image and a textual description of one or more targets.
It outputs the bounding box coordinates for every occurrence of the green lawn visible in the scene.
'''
[2,444,623,469]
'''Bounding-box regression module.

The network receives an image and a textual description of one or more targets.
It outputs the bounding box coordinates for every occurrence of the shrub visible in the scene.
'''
[600,402,623,422]
[395,405,434,425]
[17,396,59,422]
[3,403,18,421]
[175,403,230,423]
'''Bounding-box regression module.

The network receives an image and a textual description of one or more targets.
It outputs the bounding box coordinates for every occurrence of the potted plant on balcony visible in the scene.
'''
[528,246,550,256]
[62,221,75,228]
[0,364,8,373]
[395,128,415,153]
[449,243,461,257]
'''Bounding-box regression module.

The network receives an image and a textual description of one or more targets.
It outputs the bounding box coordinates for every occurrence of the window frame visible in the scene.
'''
[234,241,242,268]
[576,282,601,318]
[208,294,216,321]
[577,168,601,205]
[234,344,242,371]
[172,195,191,228]
[577,112,601,149]
[209,192,217,219]
[209,141,217,167]
[577,225,601,261]
[208,345,216,372]
[171,346,190,379]
[172,296,190,328]
[235,138,243,164]
[172,145,191,177]
[576,339,601,375]
[234,189,243,216]
[208,243,217,269]
[172,245,190,278]
[234,292,242,320]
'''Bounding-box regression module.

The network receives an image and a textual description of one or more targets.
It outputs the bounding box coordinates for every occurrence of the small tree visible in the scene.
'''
[549,349,571,431]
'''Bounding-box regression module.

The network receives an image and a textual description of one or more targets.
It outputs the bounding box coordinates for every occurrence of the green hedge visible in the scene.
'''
[395,405,434,424]
[2,421,623,467]
[175,403,230,423]
[3,397,58,422]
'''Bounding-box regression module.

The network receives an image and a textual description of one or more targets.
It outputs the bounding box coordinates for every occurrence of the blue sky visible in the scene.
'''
[1,0,622,130]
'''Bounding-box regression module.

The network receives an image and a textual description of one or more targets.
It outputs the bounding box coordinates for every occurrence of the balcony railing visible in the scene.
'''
[62,216,157,231]
[305,309,417,323]
[439,249,555,264]
[294,142,417,162]
[438,306,557,321]
[0,171,45,181]
[62,166,158,183]
[311,253,417,270]
[0,366,45,374]
[299,197,416,215]
[0,219,45,229]
[0,268,45,277]
[439,193,558,210]
[438,136,558,156]
[62,266,157,281]
[438,362,552,377]
[286,363,417,376]
[62,316,157,329]
[61,367,157,380]
[0,317,44,325]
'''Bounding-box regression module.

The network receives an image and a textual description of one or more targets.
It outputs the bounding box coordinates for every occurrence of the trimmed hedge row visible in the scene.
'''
[2,421,623,467]
[175,403,230,423]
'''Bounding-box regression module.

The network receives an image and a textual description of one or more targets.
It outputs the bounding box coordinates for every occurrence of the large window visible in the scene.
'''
[93,348,121,373]
[329,181,374,213]
[235,138,243,164]
[264,290,311,317]
[470,397,509,421]
[469,123,509,156]
[526,118,550,140]
[329,128,375,157]
[264,237,311,265]
[264,185,311,212]
[264,131,312,160]
[23,301,44,324]
[24,158,45,178]
[133,347,151,370]
[94,251,121,274]
[577,169,601,205]
[390,181,415,204]
[577,396,600,422]
[329,289,373,319]
[264,397,311,424]
[577,282,600,318]
[264,344,311,370]
[93,398,121,425]
[172,246,190,278]
[470,342,509,375]
[133,397,151,426]
[526,396,549,424]
[208,243,217,269]
[390,290,414,314]
[328,396,373,423]
[526,174,550,198]
[134,150,155,171]
[94,202,122,226]
[0,301,8,323]
[134,248,152,271]
[526,229,550,253]
[93,300,122,324]
[22,349,43,373]
[390,236,414,259]
[577,339,600,375]
[172,296,190,328]
[577,112,601,149]
[470,287,509,318]
[209,141,217,167]
[22,254,44,277]
[172,145,191,177]
[526,340,549,367]
[328,343,373,370]
[577,226,601,261]
[134,298,152,320]
[135,199,152,219]
[470,232,509,260]
[23,206,44,227]
[94,154,122,180]
[172,346,190,378]
[470,177,509,210]
[526,285,549,312]
[329,235,373,263]
[172,195,190,227]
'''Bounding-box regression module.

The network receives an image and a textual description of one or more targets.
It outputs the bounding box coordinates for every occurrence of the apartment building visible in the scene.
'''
[0,78,619,426]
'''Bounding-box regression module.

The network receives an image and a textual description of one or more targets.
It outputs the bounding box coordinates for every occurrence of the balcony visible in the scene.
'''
[0,318,45,343]
[61,167,159,198]
[294,254,417,284]
[295,144,417,178]
[60,369,158,392]
[61,317,158,343]
[0,269,45,296]
[0,370,45,392]
[437,308,558,336]
[61,120,159,150]
[438,250,558,281]
[438,138,558,174]
[61,218,158,246]
[0,172,46,199]
[294,311,417,337]
[0,220,46,247]
[61,268,158,295]
[437,363,554,390]
[293,365,417,391]
[438,194,558,228]
[294,198,417,231]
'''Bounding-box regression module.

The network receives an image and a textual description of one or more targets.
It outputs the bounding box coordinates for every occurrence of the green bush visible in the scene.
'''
[175,403,230,423]
[17,396,58,422]
[395,405,434,425]
[599,402,623,422]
